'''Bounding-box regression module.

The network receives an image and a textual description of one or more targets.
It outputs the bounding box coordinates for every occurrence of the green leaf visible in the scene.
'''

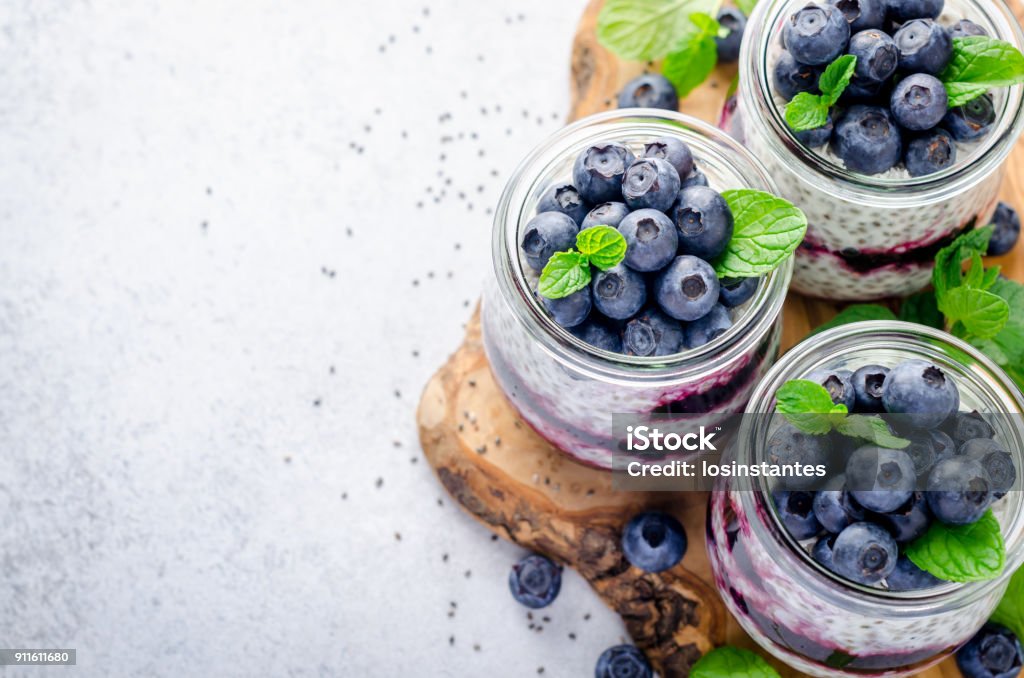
[775,379,836,435]
[940,36,1024,107]
[662,14,720,98]
[714,190,808,277]
[834,415,910,449]
[538,251,591,299]
[576,225,627,270]
[735,0,757,17]
[691,646,781,678]
[933,226,994,298]
[964,252,985,288]
[938,286,1009,339]
[899,291,944,329]
[596,0,718,60]
[971,277,1024,365]
[817,54,857,104]
[906,510,1005,582]
[784,92,830,132]
[812,304,897,335]
[991,565,1024,640]
[946,82,992,107]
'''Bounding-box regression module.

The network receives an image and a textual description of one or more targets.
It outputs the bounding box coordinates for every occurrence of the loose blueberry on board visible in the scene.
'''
[848,29,899,85]
[890,74,948,131]
[591,263,647,320]
[622,158,681,212]
[508,554,563,609]
[773,51,824,100]
[893,19,952,75]
[571,320,624,354]
[882,359,960,428]
[948,18,988,39]
[806,367,857,410]
[766,424,833,490]
[621,512,688,573]
[622,309,686,356]
[795,116,834,148]
[643,137,694,179]
[618,208,679,272]
[537,183,590,226]
[573,143,636,204]
[684,303,733,348]
[672,186,735,260]
[943,94,997,142]
[655,255,721,321]
[541,287,592,328]
[680,166,710,188]
[521,211,579,272]
[813,475,867,533]
[581,201,631,230]
[831,522,898,585]
[719,276,759,307]
[961,438,1017,497]
[812,534,838,571]
[956,623,1024,678]
[988,202,1021,256]
[886,555,943,591]
[784,3,851,66]
[851,364,889,413]
[716,8,747,63]
[617,74,679,112]
[905,128,957,177]
[888,0,945,21]
[925,456,994,524]
[595,645,653,678]
[874,491,932,543]
[829,0,887,32]
[831,105,903,175]
[774,490,824,540]
[950,410,996,443]
[845,445,917,512]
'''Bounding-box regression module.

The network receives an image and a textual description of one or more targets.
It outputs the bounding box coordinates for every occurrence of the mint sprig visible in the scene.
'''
[690,647,780,678]
[991,565,1024,640]
[713,190,807,278]
[596,0,718,61]
[774,380,909,448]
[537,225,627,299]
[906,509,1005,582]
[663,13,721,98]
[784,55,856,132]
[940,36,1024,108]
[576,224,628,269]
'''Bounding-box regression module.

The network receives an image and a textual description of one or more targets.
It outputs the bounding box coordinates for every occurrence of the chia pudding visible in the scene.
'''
[722,0,1024,300]
[707,321,1024,676]
[482,111,793,470]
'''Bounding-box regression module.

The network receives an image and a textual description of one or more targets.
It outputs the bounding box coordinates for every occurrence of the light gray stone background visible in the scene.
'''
[0,0,641,676]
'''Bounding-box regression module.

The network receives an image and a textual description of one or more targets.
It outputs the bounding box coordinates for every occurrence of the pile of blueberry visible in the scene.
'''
[774,0,997,175]
[521,137,760,356]
[769,360,1017,590]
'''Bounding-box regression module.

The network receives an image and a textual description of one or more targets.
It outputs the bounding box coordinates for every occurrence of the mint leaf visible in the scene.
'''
[899,291,943,329]
[691,647,780,678]
[784,92,830,132]
[597,0,717,61]
[834,415,910,449]
[906,510,1005,582]
[538,251,591,299]
[971,278,1024,365]
[812,304,897,335]
[940,36,1024,107]
[775,379,836,435]
[817,54,857,104]
[991,565,1024,641]
[663,14,720,97]
[736,0,757,17]
[939,286,1009,339]
[933,225,994,298]
[714,190,807,277]
[576,225,627,270]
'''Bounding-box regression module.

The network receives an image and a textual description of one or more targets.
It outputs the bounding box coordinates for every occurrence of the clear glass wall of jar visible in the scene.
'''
[707,321,1024,677]
[723,0,1024,301]
[482,110,793,470]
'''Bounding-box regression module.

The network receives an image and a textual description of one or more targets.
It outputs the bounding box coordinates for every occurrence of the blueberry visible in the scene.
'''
[508,554,562,609]
[571,319,624,353]
[882,359,959,428]
[831,105,903,175]
[521,211,579,271]
[891,74,948,131]
[840,78,889,103]
[680,166,710,188]
[851,364,889,413]
[829,0,886,32]
[813,475,867,533]
[784,3,851,65]
[622,512,687,572]
[671,186,734,260]
[902,431,940,478]
[894,19,952,74]
[873,490,932,543]
[622,309,685,356]
[716,8,747,63]
[774,490,823,540]
[655,255,720,321]
[948,19,988,40]
[905,128,957,177]
[617,74,679,111]
[591,263,647,320]
[643,137,694,179]
[926,456,993,524]
[719,276,760,307]
[766,423,833,490]
[684,303,733,348]
[951,410,996,442]
[773,51,824,100]
[886,554,942,591]
[956,623,1023,678]
[622,158,681,212]
[988,202,1021,256]
[581,202,631,230]
[618,208,679,271]
[806,367,857,410]
[943,94,996,141]
[832,522,898,585]
[961,438,1017,497]
[595,645,653,678]
[848,30,899,85]
[573,143,636,204]
[928,429,957,461]
[846,445,917,512]
[812,534,839,571]
[887,0,944,22]
[537,183,590,225]
[541,287,592,328]
[795,116,834,148]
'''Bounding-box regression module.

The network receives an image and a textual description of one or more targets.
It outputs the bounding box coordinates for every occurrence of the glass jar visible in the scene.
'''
[707,321,1024,677]
[723,0,1024,300]
[481,110,793,470]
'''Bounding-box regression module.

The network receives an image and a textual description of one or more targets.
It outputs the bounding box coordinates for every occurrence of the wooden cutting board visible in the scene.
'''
[417,2,1024,675]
